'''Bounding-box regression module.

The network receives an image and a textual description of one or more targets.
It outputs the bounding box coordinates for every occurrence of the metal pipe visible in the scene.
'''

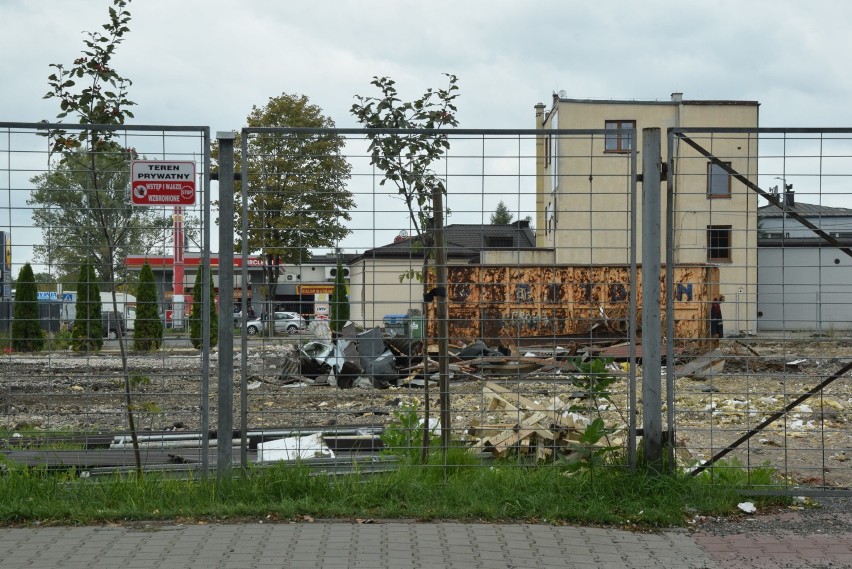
[641,128,663,468]
[216,132,236,478]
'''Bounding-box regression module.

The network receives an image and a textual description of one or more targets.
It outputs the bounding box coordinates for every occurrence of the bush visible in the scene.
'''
[134,262,162,351]
[189,269,217,350]
[71,261,102,352]
[11,263,44,352]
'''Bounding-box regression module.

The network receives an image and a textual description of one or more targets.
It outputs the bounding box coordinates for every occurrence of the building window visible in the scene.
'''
[707,225,732,262]
[707,162,732,198]
[545,135,552,167]
[485,236,514,248]
[604,120,635,153]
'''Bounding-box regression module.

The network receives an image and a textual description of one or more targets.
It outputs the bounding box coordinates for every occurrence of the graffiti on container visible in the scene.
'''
[547,283,562,303]
[506,310,553,330]
[609,283,628,302]
[676,283,693,302]
[451,282,472,302]
[515,283,533,303]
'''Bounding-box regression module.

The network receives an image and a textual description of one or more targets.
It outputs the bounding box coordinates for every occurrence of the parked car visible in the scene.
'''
[245,311,306,335]
[102,311,126,340]
[232,307,257,324]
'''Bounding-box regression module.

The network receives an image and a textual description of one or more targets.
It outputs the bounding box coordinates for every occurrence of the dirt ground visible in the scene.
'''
[1,334,850,488]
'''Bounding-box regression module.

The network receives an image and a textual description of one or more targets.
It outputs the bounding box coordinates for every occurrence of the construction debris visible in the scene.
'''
[257,432,335,462]
[469,381,623,461]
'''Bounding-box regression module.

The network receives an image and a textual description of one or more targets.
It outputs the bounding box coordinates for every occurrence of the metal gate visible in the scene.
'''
[0,122,214,474]
[668,128,852,496]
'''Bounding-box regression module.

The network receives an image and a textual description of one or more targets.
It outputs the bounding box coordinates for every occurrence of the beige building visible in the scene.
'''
[349,222,537,328]
[535,93,760,334]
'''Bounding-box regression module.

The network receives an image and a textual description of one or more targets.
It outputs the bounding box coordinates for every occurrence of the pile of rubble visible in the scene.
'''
[469,381,624,460]
[277,321,593,390]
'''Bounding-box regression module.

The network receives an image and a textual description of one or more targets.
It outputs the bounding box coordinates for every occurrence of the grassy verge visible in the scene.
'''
[0,451,787,528]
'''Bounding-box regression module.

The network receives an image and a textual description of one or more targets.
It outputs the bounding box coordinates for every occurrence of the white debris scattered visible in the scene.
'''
[256,433,334,462]
[738,502,757,514]
[247,381,262,390]
[417,417,440,434]
[797,404,813,413]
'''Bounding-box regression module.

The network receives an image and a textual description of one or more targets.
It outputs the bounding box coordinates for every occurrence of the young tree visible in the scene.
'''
[490,201,514,225]
[188,269,218,350]
[133,262,162,351]
[329,259,350,333]
[351,74,460,459]
[11,263,45,353]
[71,261,103,352]
[351,75,459,239]
[40,0,143,476]
[217,93,355,320]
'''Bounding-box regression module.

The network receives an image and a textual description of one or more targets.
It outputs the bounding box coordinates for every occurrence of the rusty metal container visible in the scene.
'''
[427,264,718,343]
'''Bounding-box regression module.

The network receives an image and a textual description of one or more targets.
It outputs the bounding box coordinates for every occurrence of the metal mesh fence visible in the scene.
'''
[230,128,643,473]
[669,128,852,493]
[1,122,849,495]
[0,122,212,473]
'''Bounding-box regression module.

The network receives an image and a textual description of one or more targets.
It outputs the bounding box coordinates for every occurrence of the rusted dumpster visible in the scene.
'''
[427,264,718,342]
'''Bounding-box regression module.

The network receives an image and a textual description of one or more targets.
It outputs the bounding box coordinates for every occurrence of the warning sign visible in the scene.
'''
[131,160,196,206]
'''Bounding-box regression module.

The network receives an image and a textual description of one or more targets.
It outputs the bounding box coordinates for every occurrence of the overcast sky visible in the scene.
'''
[2,0,852,267]
[3,0,851,131]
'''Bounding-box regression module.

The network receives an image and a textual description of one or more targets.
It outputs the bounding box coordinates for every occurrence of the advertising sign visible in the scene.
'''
[131,160,196,206]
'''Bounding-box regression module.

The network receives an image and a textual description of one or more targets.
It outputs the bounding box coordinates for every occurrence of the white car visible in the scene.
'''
[245,311,306,335]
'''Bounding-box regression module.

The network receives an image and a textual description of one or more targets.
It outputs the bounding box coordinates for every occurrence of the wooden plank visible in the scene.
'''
[675,349,725,379]
[484,381,550,413]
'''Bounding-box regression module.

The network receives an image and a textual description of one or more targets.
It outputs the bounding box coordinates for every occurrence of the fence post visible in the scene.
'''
[217,131,236,478]
[432,185,451,453]
[641,127,663,468]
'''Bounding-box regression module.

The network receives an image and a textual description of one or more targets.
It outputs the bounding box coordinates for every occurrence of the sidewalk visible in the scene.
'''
[1,515,850,569]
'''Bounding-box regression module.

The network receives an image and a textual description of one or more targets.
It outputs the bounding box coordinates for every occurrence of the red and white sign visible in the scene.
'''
[131,160,196,206]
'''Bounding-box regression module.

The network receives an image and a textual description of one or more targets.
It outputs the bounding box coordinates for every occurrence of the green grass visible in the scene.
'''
[0,452,789,528]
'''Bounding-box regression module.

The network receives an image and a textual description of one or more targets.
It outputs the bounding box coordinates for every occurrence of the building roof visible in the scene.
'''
[354,221,536,260]
[555,97,760,107]
[757,200,852,219]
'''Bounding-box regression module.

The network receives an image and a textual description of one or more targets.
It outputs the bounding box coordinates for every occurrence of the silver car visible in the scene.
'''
[245,311,306,335]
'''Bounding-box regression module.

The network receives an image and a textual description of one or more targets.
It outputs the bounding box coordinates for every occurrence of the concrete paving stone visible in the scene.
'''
[385,562,419,569]
[536,545,578,559]
[477,547,512,558]
[603,542,651,554]
[539,534,589,548]
[413,553,453,565]
[541,558,594,569]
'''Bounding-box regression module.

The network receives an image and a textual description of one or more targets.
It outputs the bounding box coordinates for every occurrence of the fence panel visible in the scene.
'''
[670,128,852,495]
[0,122,213,474]
[4,121,847,496]
[234,128,643,474]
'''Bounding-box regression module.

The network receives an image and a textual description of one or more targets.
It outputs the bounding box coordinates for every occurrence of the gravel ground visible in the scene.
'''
[695,496,852,536]
[1,335,850,490]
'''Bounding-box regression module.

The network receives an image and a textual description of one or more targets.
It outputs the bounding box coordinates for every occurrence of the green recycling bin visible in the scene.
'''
[406,315,425,339]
